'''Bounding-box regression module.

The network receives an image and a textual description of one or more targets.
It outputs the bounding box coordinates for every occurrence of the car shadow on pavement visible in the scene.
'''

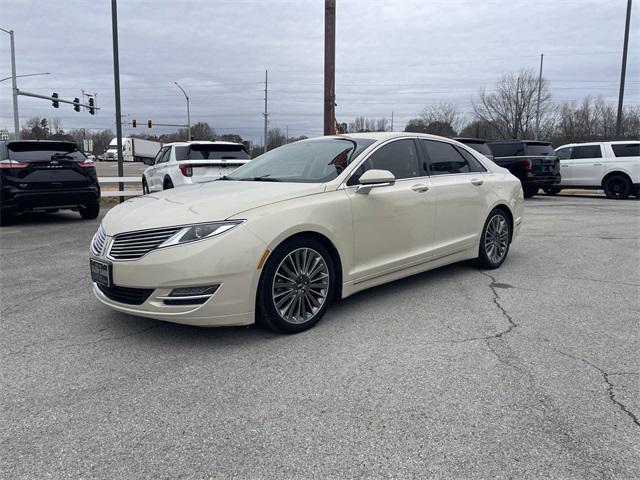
[3,211,93,227]
[99,262,474,349]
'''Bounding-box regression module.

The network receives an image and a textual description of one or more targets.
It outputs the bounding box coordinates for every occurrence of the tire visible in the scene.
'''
[0,211,13,227]
[603,174,631,200]
[163,177,174,190]
[142,177,150,194]
[476,209,511,270]
[79,203,100,220]
[543,187,561,195]
[257,237,336,333]
[522,185,539,198]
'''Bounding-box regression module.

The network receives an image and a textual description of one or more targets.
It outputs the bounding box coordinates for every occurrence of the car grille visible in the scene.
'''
[90,225,107,256]
[108,226,182,260]
[97,283,154,305]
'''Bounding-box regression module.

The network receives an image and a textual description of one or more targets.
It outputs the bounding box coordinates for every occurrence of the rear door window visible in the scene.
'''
[421,140,485,175]
[611,143,639,157]
[488,142,524,157]
[571,145,602,159]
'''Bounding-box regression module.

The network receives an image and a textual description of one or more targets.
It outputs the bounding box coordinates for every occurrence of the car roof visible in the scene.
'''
[556,140,640,148]
[164,140,243,147]
[334,132,468,142]
[453,137,488,143]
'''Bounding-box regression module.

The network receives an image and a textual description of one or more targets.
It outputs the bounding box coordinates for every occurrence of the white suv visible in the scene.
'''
[547,141,640,199]
[142,141,250,193]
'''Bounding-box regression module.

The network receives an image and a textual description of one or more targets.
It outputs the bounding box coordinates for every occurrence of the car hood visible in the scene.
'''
[102,180,326,235]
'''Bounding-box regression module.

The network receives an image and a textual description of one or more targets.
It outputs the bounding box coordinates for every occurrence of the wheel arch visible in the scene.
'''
[490,203,514,243]
[601,170,633,188]
[260,230,344,302]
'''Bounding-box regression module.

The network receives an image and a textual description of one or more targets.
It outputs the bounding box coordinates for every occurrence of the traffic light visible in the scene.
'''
[73,98,80,112]
[132,119,137,128]
[88,97,95,115]
[147,120,152,128]
[52,93,59,108]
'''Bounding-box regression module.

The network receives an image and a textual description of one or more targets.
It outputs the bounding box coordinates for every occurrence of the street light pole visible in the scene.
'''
[0,27,20,139]
[616,0,632,137]
[174,82,190,141]
[0,72,50,83]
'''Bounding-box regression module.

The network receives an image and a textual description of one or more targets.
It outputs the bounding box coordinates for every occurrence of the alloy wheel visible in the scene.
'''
[484,214,509,264]
[271,247,330,324]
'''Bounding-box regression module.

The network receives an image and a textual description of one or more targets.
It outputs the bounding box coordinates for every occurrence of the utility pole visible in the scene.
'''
[616,0,632,137]
[324,0,336,135]
[286,125,289,144]
[391,111,394,131]
[0,28,20,139]
[263,69,269,152]
[174,82,190,141]
[535,53,544,140]
[111,0,125,203]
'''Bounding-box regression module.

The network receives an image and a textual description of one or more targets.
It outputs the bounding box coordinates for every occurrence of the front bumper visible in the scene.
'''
[92,224,267,327]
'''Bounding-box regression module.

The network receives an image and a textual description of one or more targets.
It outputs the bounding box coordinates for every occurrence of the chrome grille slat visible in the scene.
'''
[109,226,182,260]
[90,225,107,256]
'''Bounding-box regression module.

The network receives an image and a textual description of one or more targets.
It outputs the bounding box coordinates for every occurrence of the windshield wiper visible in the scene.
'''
[251,176,281,182]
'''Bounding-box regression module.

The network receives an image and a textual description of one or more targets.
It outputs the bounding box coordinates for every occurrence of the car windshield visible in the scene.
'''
[226,137,374,183]
[175,144,249,160]
[7,142,86,161]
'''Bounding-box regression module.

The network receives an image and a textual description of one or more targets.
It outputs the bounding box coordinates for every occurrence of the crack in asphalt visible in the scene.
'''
[2,324,162,358]
[553,349,640,429]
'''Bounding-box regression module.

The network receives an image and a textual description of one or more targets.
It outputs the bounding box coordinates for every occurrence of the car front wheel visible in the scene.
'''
[476,209,511,269]
[142,177,150,194]
[257,237,335,333]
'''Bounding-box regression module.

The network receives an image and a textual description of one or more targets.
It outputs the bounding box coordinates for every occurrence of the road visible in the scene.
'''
[1,195,638,479]
[95,160,147,178]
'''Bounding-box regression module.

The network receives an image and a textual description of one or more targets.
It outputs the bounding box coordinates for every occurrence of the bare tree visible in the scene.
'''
[348,116,390,133]
[267,128,287,150]
[420,101,461,133]
[473,69,553,139]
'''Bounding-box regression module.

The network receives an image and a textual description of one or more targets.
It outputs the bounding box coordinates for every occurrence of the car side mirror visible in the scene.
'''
[143,158,154,165]
[356,169,395,194]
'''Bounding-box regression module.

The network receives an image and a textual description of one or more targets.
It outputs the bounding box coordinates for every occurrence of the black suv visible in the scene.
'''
[1,140,101,225]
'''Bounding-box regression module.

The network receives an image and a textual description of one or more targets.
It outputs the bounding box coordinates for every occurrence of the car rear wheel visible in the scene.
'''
[603,174,631,200]
[543,187,561,195]
[79,204,100,220]
[476,209,511,269]
[163,177,174,190]
[257,237,335,333]
[522,185,539,198]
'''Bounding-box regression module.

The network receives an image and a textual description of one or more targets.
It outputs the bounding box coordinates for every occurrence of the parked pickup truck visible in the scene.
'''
[487,140,561,198]
[549,141,640,199]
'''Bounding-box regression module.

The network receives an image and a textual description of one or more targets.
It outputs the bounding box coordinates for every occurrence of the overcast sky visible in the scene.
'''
[1,0,638,142]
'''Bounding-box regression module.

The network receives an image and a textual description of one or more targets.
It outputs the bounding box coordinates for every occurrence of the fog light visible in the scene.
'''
[169,285,219,297]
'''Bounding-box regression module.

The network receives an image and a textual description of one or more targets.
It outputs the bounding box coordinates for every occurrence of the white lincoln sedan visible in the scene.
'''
[90,133,524,333]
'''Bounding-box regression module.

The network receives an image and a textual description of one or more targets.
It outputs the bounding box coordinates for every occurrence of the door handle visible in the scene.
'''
[561,164,569,168]
[411,183,429,193]
[592,163,602,166]
[470,178,483,186]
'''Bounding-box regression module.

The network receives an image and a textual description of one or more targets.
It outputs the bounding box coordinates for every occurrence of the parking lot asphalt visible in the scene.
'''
[1,195,638,479]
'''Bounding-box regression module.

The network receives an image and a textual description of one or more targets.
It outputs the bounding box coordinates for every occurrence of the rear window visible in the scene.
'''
[6,142,86,162]
[488,142,525,157]
[175,144,250,161]
[525,143,555,156]
[459,140,492,156]
[612,143,639,157]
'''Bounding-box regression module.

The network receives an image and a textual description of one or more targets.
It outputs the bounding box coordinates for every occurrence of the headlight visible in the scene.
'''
[159,220,244,247]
